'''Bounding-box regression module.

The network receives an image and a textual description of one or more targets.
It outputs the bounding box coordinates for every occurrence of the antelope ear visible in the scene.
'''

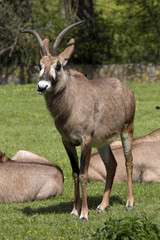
[58,38,75,66]
[42,38,51,56]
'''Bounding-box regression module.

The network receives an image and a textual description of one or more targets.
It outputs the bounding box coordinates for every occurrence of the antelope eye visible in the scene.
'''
[55,62,61,71]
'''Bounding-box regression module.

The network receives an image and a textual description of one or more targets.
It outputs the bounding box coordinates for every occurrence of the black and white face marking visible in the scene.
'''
[55,61,61,71]
[37,62,50,94]
[37,61,61,95]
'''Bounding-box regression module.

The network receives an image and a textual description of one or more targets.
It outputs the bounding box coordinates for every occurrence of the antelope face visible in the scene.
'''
[21,21,85,94]
[37,57,61,95]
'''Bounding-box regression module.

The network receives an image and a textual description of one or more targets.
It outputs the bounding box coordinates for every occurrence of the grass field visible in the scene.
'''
[0,82,160,239]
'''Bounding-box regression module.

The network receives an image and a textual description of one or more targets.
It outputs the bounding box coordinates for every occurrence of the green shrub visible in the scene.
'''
[93,217,160,240]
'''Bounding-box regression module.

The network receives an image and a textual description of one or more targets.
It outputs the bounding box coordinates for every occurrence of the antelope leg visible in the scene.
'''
[97,145,117,212]
[79,137,92,221]
[62,140,81,217]
[121,121,134,211]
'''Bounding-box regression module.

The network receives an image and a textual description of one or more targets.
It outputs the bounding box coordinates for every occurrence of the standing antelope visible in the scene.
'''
[22,21,135,221]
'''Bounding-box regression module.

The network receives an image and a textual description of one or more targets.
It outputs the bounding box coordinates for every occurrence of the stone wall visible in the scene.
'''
[1,63,160,84]
[0,66,39,85]
[75,64,160,83]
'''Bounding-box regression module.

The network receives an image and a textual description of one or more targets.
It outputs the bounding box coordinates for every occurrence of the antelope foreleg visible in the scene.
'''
[79,138,92,221]
[71,172,81,216]
[62,140,81,217]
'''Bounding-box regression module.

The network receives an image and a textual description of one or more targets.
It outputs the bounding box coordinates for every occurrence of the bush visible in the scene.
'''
[92,217,160,240]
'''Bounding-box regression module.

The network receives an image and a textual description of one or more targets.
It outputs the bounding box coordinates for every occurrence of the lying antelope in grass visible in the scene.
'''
[22,21,135,221]
[88,129,160,183]
[0,151,63,203]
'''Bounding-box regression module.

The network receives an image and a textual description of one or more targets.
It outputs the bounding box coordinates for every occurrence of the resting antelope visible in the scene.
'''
[88,129,160,183]
[22,21,135,221]
[0,151,63,203]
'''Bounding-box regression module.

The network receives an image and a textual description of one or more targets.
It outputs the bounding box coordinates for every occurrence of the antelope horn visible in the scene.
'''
[52,20,85,56]
[21,30,48,56]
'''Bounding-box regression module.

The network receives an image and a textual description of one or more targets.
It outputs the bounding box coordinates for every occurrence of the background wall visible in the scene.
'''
[1,63,160,85]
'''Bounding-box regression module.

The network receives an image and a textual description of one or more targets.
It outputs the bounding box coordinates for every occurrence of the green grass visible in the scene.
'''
[0,82,160,240]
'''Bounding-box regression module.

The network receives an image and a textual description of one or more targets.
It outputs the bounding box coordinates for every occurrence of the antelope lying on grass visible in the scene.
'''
[88,129,160,183]
[22,21,135,221]
[0,151,63,203]
[110,128,160,149]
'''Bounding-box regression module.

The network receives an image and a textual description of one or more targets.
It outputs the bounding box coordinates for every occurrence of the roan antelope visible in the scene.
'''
[0,151,63,203]
[22,21,135,221]
[88,129,160,183]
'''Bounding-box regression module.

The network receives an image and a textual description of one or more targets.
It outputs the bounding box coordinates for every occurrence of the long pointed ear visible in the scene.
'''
[58,38,75,66]
[42,38,51,56]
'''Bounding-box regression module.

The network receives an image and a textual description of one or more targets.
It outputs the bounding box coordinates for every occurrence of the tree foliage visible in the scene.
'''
[0,0,32,67]
[0,0,160,68]
[114,0,160,63]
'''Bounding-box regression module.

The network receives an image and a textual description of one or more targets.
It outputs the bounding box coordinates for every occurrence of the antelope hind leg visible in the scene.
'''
[121,122,134,211]
[96,145,117,212]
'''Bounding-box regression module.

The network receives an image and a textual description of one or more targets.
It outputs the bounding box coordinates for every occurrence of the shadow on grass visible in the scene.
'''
[22,195,125,216]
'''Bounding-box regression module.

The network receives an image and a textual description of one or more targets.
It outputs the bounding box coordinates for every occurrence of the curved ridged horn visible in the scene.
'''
[52,20,85,56]
[21,30,48,56]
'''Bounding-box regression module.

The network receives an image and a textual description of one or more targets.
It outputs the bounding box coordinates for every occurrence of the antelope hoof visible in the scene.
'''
[126,206,133,212]
[79,211,88,221]
[71,212,78,217]
[71,210,79,217]
[79,216,88,221]
[96,204,109,213]
[96,206,109,213]
[96,207,103,213]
